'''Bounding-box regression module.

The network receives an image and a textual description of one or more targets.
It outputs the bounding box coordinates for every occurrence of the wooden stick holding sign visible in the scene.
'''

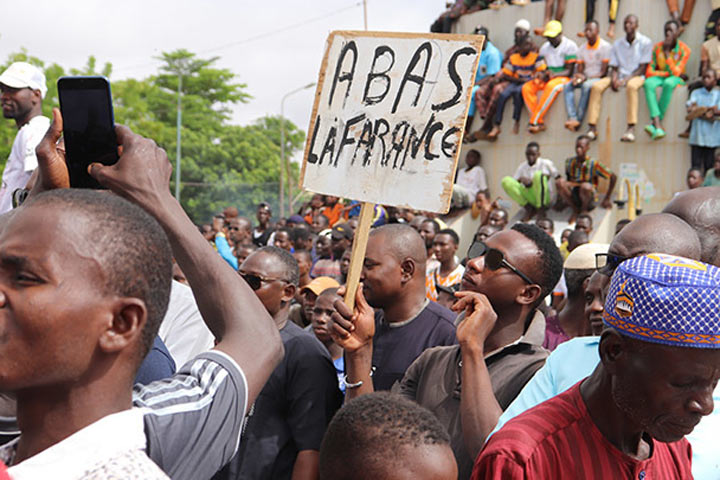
[299,31,484,308]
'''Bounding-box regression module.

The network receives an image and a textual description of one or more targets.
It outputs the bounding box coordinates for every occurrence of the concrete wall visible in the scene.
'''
[449,0,712,235]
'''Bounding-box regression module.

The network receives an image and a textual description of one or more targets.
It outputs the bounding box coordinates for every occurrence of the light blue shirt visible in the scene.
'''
[214,233,238,270]
[476,41,502,83]
[491,336,720,479]
[687,87,720,148]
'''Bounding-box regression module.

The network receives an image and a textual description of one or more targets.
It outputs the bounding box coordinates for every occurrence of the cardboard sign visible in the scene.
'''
[301,31,483,213]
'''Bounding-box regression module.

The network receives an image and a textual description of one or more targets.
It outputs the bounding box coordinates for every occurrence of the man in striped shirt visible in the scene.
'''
[473,254,720,479]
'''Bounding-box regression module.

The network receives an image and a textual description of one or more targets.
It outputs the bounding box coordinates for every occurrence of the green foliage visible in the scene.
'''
[0,48,306,223]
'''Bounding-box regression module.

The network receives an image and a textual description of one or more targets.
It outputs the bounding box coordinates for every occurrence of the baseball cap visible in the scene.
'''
[603,254,720,349]
[543,20,563,38]
[0,62,47,98]
[287,214,306,225]
[301,276,340,296]
[565,243,609,270]
[515,19,531,32]
[331,224,354,241]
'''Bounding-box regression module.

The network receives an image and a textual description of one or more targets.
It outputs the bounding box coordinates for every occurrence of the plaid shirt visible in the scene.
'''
[565,156,611,188]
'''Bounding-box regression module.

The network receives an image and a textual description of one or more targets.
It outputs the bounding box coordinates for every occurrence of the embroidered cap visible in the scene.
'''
[603,253,720,348]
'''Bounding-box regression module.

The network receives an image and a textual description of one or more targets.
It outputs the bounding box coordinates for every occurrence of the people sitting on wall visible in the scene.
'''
[501,141,560,221]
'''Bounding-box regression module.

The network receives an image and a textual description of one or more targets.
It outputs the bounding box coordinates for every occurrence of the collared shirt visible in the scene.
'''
[512,157,558,183]
[0,115,50,214]
[395,311,547,480]
[610,32,653,79]
[565,156,611,188]
[539,36,578,72]
[687,87,720,148]
[425,263,465,301]
[474,382,693,479]
[477,41,502,82]
[0,409,169,480]
[491,336,720,479]
[647,40,691,77]
[578,38,612,78]
[502,51,546,81]
[373,301,457,391]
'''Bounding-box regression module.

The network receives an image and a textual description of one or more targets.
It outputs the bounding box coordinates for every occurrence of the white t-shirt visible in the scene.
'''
[513,157,559,182]
[539,36,578,71]
[578,38,612,78]
[0,115,50,214]
[456,165,488,196]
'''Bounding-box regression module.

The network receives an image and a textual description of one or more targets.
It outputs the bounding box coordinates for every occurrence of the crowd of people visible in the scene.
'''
[0,3,720,480]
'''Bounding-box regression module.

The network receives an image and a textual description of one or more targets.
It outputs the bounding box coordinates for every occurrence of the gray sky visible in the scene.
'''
[1,1,443,139]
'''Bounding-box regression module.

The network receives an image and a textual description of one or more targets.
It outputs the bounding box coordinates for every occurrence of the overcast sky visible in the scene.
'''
[1,1,444,141]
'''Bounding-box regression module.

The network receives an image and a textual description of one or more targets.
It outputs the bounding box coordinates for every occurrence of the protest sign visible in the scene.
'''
[301,31,483,307]
[301,30,483,213]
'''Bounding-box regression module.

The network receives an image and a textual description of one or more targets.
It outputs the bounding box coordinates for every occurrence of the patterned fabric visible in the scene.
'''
[647,41,691,78]
[501,52,545,80]
[564,156,611,187]
[425,263,465,301]
[603,254,720,348]
[81,450,170,479]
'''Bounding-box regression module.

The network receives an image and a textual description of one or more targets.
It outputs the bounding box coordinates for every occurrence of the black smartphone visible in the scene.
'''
[57,76,118,188]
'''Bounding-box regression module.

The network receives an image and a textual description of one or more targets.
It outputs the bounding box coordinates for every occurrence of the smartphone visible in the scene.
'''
[57,76,118,188]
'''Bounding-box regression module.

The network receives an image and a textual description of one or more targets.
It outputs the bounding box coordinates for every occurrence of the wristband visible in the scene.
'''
[344,366,375,389]
[11,188,29,209]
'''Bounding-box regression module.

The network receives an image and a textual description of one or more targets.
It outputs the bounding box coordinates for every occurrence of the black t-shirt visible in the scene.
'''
[372,301,457,391]
[217,321,343,480]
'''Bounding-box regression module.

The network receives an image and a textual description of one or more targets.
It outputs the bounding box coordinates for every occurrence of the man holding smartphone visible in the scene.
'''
[0,62,49,214]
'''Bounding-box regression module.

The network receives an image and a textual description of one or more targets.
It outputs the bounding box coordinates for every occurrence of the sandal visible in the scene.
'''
[644,124,656,137]
[620,132,635,142]
[652,128,666,140]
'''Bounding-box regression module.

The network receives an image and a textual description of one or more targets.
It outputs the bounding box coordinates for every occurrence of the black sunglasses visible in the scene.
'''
[595,253,627,276]
[467,241,535,285]
[239,271,288,290]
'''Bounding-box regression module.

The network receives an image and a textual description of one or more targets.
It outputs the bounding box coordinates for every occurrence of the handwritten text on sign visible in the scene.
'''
[301,31,483,213]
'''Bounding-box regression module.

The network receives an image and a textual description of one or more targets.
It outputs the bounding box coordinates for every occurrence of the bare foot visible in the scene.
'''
[487,125,501,140]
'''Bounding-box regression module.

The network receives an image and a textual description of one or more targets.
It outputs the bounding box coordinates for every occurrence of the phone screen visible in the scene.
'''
[58,76,118,188]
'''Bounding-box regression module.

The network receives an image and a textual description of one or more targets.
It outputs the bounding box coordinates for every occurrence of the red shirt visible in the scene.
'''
[472,382,693,479]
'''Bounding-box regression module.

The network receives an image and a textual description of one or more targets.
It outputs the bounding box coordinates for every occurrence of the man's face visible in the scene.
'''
[228,218,249,244]
[274,231,292,252]
[475,225,498,243]
[311,215,328,234]
[575,139,590,158]
[302,289,318,321]
[465,151,479,168]
[584,22,598,44]
[361,233,403,308]
[536,219,553,236]
[0,85,37,120]
[583,272,608,335]
[311,293,337,343]
[487,209,507,228]
[612,341,720,442]
[624,15,638,36]
[664,22,679,46]
[256,206,271,225]
[462,230,538,309]
[200,224,214,242]
[331,235,349,258]
[239,252,292,317]
[235,246,254,266]
[0,205,114,390]
[310,194,324,208]
[316,236,332,258]
[293,252,311,277]
[702,70,717,90]
[340,249,351,277]
[419,222,436,249]
[687,170,703,189]
[514,27,528,45]
[432,233,457,264]
[525,146,539,166]
[575,217,592,233]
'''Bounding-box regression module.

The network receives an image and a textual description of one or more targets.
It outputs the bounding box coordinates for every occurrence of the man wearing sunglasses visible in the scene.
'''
[220,246,343,480]
[331,224,563,479]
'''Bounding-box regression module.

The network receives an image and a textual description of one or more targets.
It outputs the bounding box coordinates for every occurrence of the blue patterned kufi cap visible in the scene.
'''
[603,254,720,348]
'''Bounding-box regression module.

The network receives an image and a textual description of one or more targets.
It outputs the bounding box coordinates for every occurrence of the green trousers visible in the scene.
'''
[502,171,551,209]
[644,75,685,120]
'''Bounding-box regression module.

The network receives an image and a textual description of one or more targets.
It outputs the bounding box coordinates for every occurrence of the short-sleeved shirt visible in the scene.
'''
[578,38,612,78]
[134,336,176,386]
[512,158,559,182]
[425,263,465,301]
[610,32,653,79]
[394,311,547,480]
[687,87,720,148]
[704,169,720,186]
[538,36,578,73]
[565,156,611,188]
[477,41,502,82]
[456,165,488,196]
[701,36,720,75]
[502,52,546,81]
[503,42,539,63]
[372,301,457,391]
[220,322,342,480]
[0,115,50,214]
[473,382,694,479]
[135,350,248,480]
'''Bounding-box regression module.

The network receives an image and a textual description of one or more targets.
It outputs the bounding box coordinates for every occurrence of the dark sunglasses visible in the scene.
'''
[467,241,535,285]
[595,253,627,276]
[239,271,288,290]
